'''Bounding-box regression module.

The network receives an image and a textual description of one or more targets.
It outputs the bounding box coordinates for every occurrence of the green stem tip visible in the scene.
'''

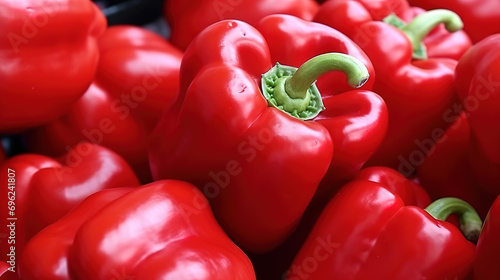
[261,52,369,120]
[384,9,464,59]
[425,197,483,243]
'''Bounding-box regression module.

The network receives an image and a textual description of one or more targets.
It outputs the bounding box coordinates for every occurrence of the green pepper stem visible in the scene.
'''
[261,52,369,120]
[402,9,463,57]
[425,197,483,243]
[285,53,369,99]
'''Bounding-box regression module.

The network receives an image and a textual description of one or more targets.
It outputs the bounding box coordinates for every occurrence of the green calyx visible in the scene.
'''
[261,53,369,121]
[425,197,483,243]
[383,9,464,60]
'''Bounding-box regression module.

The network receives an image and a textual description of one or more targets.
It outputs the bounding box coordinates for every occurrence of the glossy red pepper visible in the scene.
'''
[0,0,106,132]
[310,165,431,228]
[408,0,500,43]
[321,9,463,172]
[20,180,256,280]
[248,165,431,279]
[417,113,495,220]
[475,194,500,280]
[314,0,471,60]
[25,25,183,182]
[418,35,500,218]
[19,187,133,280]
[355,166,431,208]
[257,15,387,194]
[164,0,319,50]
[454,34,500,196]
[150,15,387,252]
[0,262,9,278]
[285,180,481,279]
[0,143,139,280]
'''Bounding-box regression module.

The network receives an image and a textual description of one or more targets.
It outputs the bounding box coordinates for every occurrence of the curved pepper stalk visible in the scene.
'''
[384,9,464,59]
[261,52,369,120]
[425,197,483,242]
[286,181,479,279]
[314,2,471,61]
[408,0,500,43]
[150,16,387,253]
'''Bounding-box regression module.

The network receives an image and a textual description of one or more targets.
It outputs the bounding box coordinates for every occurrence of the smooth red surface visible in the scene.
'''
[150,16,388,253]
[0,143,139,280]
[0,0,106,132]
[150,18,333,253]
[314,0,471,60]
[475,195,500,279]
[314,90,387,191]
[19,187,134,280]
[409,0,500,43]
[286,181,476,279]
[165,0,319,50]
[315,1,470,174]
[355,166,431,207]
[338,21,460,172]
[454,34,500,195]
[0,261,9,278]
[20,181,256,280]
[26,25,183,182]
[315,0,411,37]
[256,15,387,192]
[245,165,432,280]
[418,36,500,218]
[417,113,495,219]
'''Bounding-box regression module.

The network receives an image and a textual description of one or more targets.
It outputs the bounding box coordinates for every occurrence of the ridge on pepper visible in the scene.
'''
[149,15,388,253]
[0,0,107,133]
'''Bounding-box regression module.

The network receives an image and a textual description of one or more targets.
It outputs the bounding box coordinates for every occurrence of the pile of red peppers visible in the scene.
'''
[1,0,500,279]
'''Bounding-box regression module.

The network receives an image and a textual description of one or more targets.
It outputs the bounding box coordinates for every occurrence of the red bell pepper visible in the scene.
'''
[355,166,431,208]
[0,262,9,278]
[248,165,431,280]
[310,165,431,227]
[164,0,320,50]
[0,0,106,132]
[454,34,500,196]
[320,9,463,172]
[19,187,133,280]
[257,15,387,195]
[0,143,139,280]
[417,113,495,220]
[150,15,388,252]
[474,194,500,279]
[25,25,183,182]
[314,0,472,60]
[418,35,500,219]
[20,180,256,280]
[408,0,500,43]
[285,180,481,279]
